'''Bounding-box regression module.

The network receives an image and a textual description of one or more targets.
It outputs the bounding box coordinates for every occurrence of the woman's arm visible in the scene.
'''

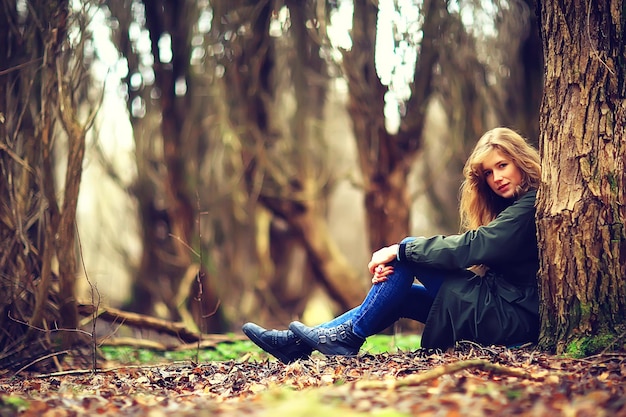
[398,190,537,269]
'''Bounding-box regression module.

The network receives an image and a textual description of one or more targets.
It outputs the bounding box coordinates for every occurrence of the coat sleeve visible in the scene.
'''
[398,191,537,269]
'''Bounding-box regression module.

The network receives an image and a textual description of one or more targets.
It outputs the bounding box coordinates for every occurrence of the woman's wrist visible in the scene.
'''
[387,243,399,261]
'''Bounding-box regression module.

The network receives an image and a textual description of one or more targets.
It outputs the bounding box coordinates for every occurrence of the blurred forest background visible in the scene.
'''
[1,0,548,366]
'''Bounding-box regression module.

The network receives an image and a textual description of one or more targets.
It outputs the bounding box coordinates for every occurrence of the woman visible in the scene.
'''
[243,127,542,363]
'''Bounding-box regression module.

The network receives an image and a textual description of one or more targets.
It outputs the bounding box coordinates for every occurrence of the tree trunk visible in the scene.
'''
[108,0,224,332]
[346,0,442,251]
[536,0,626,355]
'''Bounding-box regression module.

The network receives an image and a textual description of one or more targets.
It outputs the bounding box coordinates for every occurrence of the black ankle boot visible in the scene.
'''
[289,320,364,356]
[242,322,312,363]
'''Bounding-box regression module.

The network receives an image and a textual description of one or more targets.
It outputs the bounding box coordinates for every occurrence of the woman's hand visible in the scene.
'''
[367,244,400,273]
[368,244,399,284]
[371,264,394,284]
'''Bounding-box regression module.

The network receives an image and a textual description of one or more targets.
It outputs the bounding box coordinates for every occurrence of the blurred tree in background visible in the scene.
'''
[106,0,225,333]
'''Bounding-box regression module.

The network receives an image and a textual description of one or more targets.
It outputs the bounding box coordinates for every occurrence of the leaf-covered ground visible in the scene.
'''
[1,342,625,416]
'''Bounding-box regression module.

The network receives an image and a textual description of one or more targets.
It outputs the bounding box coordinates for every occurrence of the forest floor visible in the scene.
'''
[1,342,625,416]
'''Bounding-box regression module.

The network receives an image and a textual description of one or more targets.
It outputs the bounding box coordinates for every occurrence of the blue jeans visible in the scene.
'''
[319,258,447,338]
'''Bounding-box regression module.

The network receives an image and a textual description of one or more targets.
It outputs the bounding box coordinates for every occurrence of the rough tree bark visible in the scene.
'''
[536,0,626,354]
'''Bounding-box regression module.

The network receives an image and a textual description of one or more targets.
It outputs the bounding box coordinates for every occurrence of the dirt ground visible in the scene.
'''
[1,343,625,416]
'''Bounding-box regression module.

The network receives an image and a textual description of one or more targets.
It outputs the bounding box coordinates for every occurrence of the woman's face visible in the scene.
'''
[482,149,523,199]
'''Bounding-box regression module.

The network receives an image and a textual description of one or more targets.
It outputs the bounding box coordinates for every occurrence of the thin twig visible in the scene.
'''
[599,330,626,355]
[0,57,43,76]
[196,191,203,364]
[8,311,93,337]
[202,299,221,319]
[76,221,101,373]
[168,233,200,257]
[13,350,71,378]
[586,0,614,75]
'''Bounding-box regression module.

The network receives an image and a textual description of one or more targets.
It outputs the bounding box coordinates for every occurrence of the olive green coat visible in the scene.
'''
[398,190,539,349]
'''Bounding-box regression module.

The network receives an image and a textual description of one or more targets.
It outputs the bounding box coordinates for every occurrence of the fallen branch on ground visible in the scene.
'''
[78,303,201,343]
[354,358,554,390]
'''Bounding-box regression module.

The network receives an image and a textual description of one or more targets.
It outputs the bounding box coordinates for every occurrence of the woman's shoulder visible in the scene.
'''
[515,189,537,206]
[493,189,537,223]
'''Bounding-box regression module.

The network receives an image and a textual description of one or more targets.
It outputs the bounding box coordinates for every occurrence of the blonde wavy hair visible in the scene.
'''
[459,127,541,231]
